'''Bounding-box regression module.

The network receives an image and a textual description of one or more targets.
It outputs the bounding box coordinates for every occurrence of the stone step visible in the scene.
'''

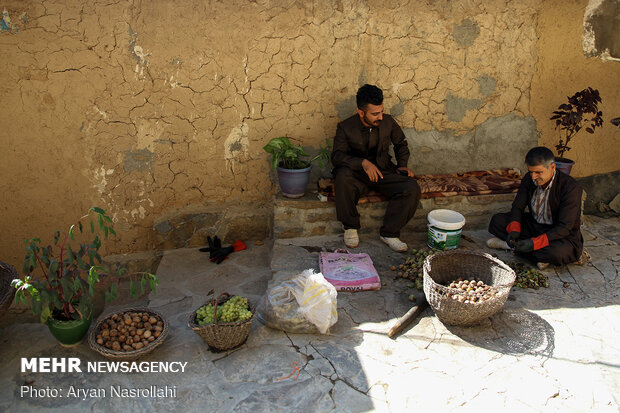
[274,191,516,239]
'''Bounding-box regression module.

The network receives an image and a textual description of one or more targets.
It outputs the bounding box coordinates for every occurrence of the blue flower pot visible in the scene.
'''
[277,164,312,198]
[555,157,574,176]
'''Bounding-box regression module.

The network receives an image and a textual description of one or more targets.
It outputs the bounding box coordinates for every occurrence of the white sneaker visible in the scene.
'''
[344,229,359,248]
[537,262,550,270]
[486,237,511,250]
[380,236,408,252]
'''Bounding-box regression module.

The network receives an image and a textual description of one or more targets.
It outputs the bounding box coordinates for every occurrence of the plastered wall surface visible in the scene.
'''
[0,0,616,269]
[532,0,619,177]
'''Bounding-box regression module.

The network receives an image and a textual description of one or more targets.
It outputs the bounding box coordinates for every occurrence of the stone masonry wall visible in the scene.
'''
[0,0,615,269]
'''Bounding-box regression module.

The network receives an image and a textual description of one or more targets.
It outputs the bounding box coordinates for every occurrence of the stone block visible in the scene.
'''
[223,215,272,242]
[103,250,163,275]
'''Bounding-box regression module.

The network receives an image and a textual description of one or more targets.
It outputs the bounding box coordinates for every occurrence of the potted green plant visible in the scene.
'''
[263,137,331,198]
[11,207,158,346]
[550,87,603,175]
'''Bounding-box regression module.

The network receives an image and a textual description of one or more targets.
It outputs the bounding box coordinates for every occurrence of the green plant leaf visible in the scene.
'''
[90,221,95,233]
[109,227,117,237]
[92,206,105,214]
[104,283,118,303]
[69,225,76,240]
[40,307,52,324]
[129,279,137,297]
[87,249,96,266]
[48,260,59,278]
[31,295,42,314]
[141,276,147,294]
[60,277,73,297]
[76,254,88,271]
[66,244,75,262]
[78,221,83,234]
[15,290,26,305]
[88,266,103,296]
[148,274,158,294]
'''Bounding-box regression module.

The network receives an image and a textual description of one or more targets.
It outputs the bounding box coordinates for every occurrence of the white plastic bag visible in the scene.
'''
[257,269,338,334]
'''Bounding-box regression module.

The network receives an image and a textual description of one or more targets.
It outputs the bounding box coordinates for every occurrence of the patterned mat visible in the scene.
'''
[317,168,522,204]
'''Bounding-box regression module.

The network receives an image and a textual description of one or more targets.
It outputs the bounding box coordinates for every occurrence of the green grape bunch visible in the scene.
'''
[196,295,252,325]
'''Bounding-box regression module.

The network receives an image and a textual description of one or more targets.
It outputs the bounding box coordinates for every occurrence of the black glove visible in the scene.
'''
[515,238,534,253]
[506,231,520,248]
[200,238,247,264]
[199,236,222,260]
[211,246,233,264]
[212,240,247,264]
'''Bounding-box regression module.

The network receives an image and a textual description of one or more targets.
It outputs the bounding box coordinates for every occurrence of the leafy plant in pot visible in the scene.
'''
[550,87,603,175]
[263,137,332,198]
[11,207,158,346]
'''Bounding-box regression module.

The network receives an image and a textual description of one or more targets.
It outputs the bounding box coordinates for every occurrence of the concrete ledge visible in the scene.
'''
[274,191,516,238]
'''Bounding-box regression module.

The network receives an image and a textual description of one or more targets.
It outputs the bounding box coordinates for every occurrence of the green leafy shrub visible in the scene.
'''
[12,207,158,323]
[263,137,331,170]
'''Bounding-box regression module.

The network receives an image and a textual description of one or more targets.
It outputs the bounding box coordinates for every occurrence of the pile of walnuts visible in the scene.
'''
[443,278,498,303]
[95,311,164,352]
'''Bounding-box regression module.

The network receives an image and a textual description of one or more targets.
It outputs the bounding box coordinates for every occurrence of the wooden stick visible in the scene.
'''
[388,297,429,339]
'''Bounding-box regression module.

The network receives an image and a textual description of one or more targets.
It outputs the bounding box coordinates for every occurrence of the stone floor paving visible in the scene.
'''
[0,215,618,412]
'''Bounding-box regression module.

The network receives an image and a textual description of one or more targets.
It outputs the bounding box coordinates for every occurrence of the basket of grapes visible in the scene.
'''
[188,292,255,351]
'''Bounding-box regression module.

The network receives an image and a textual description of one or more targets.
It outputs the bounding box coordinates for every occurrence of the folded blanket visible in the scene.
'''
[317,168,521,203]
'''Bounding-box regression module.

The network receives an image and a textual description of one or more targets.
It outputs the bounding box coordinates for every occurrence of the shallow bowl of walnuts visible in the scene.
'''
[88,308,169,360]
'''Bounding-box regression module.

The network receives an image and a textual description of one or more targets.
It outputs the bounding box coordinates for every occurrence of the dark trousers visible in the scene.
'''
[334,166,421,238]
[488,212,582,266]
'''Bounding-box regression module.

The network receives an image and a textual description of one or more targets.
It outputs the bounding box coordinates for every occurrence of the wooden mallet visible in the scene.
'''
[387,296,429,339]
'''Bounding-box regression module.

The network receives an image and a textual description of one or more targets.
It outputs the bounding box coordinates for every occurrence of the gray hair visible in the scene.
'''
[525,146,555,167]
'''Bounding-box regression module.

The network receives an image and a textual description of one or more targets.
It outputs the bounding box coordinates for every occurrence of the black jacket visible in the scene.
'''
[509,170,583,247]
[331,114,410,171]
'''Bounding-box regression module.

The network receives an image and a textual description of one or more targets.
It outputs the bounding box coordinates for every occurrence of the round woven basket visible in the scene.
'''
[188,294,255,351]
[423,250,516,326]
[0,261,18,316]
[88,307,169,360]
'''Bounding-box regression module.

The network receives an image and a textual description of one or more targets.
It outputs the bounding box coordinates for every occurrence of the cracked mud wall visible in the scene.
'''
[0,0,614,267]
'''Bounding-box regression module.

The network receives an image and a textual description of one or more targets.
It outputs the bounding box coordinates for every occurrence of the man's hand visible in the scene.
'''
[506,231,520,248]
[397,167,415,178]
[515,238,534,253]
[362,159,383,182]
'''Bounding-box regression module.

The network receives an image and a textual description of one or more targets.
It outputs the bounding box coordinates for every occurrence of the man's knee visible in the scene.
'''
[488,212,509,236]
[396,179,421,201]
[334,167,356,186]
[406,179,421,198]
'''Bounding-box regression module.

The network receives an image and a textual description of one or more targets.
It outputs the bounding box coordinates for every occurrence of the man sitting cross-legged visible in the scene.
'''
[486,146,587,270]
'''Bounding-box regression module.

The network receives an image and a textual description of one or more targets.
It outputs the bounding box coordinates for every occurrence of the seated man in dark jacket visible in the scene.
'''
[486,146,586,269]
[331,84,420,252]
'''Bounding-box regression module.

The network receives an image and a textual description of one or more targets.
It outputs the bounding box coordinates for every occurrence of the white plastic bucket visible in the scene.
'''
[427,209,466,250]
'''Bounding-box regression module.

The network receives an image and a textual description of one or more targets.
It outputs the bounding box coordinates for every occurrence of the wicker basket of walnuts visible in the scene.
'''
[88,307,169,360]
[423,250,516,326]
